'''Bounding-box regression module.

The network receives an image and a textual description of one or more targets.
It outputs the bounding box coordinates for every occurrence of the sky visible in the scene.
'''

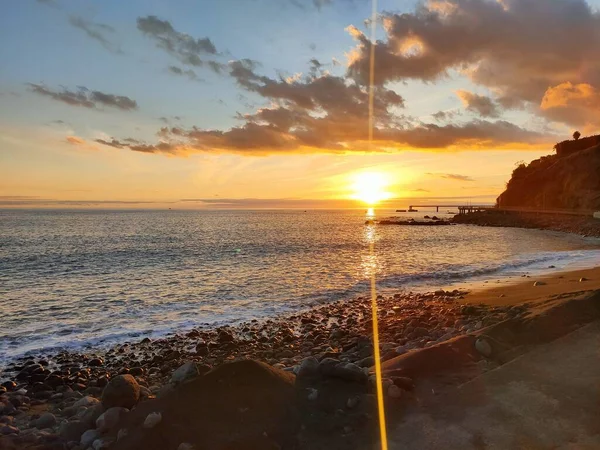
[1,0,600,209]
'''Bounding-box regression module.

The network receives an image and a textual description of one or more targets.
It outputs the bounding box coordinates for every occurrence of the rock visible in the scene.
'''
[143,411,162,429]
[2,381,16,391]
[354,354,372,368]
[217,330,234,343]
[178,443,195,450]
[171,362,200,384]
[73,396,100,408]
[96,407,128,433]
[80,403,105,428]
[81,429,101,447]
[346,396,360,409]
[475,338,493,357]
[88,358,104,367]
[318,358,340,376]
[195,343,209,356]
[579,277,588,282]
[92,437,113,449]
[333,363,367,383]
[0,425,19,435]
[59,419,88,442]
[307,388,318,401]
[533,281,546,286]
[101,375,140,409]
[296,357,319,380]
[413,327,429,338]
[388,385,402,399]
[117,427,128,441]
[34,412,57,429]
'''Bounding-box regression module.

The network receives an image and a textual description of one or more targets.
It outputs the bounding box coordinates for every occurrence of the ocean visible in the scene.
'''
[1,208,598,362]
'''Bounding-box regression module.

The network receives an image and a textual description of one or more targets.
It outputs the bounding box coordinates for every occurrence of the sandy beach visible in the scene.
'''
[463,266,600,306]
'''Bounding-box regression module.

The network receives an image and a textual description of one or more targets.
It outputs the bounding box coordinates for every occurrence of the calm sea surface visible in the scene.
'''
[1,209,598,361]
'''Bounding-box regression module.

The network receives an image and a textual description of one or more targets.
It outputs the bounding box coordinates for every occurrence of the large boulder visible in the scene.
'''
[102,375,140,409]
[111,360,297,450]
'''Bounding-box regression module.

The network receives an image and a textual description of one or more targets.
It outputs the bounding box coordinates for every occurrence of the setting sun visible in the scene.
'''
[350,171,392,205]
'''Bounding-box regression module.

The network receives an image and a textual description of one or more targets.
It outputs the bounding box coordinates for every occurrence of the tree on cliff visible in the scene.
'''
[573,131,581,140]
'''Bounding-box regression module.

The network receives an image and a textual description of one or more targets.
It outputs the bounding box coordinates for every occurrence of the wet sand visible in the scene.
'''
[463,266,600,306]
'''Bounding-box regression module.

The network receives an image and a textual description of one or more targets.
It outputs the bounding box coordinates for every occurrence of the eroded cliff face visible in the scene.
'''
[497,143,600,211]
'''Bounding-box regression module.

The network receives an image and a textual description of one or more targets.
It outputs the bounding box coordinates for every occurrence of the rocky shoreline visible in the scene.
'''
[452,209,600,237]
[0,288,529,450]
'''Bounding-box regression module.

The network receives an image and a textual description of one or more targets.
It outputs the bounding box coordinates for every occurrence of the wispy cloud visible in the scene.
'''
[427,173,475,182]
[68,16,123,54]
[28,84,138,111]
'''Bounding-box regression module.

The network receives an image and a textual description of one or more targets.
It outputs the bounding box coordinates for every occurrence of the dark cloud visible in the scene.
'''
[167,65,204,82]
[456,90,500,118]
[432,109,460,122]
[68,16,122,54]
[427,173,475,182]
[28,84,138,111]
[346,0,600,128]
[92,58,551,156]
[137,15,225,73]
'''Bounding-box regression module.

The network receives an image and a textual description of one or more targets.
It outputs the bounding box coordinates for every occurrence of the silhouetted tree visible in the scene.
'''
[573,130,581,140]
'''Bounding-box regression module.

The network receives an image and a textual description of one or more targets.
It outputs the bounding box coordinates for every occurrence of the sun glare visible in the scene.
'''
[350,171,392,205]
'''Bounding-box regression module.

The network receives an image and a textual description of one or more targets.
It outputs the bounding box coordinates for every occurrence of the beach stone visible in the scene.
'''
[73,396,100,408]
[195,342,209,356]
[143,411,162,429]
[34,412,57,429]
[0,424,19,435]
[357,356,375,368]
[336,363,368,383]
[318,358,340,376]
[218,330,234,343]
[475,338,493,358]
[346,396,360,409]
[81,429,101,447]
[2,381,16,391]
[533,281,546,286]
[388,385,402,399]
[117,428,128,441]
[88,358,104,367]
[80,403,105,428]
[101,375,140,409]
[579,277,588,282]
[296,357,319,380]
[93,437,114,449]
[0,416,13,425]
[96,406,128,433]
[59,419,88,442]
[177,443,195,450]
[171,362,200,384]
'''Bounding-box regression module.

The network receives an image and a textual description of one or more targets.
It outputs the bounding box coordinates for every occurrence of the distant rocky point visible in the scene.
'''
[497,134,600,211]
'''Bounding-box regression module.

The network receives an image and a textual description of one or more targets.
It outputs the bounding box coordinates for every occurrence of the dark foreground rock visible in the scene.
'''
[113,360,297,450]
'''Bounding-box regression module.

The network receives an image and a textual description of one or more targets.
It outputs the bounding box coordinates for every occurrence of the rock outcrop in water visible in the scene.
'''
[496,135,600,211]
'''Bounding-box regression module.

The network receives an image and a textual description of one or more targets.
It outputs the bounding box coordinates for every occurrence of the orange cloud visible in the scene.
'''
[540,82,600,130]
[66,136,85,145]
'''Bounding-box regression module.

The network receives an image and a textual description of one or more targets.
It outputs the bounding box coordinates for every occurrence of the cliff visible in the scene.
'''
[497,140,600,211]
